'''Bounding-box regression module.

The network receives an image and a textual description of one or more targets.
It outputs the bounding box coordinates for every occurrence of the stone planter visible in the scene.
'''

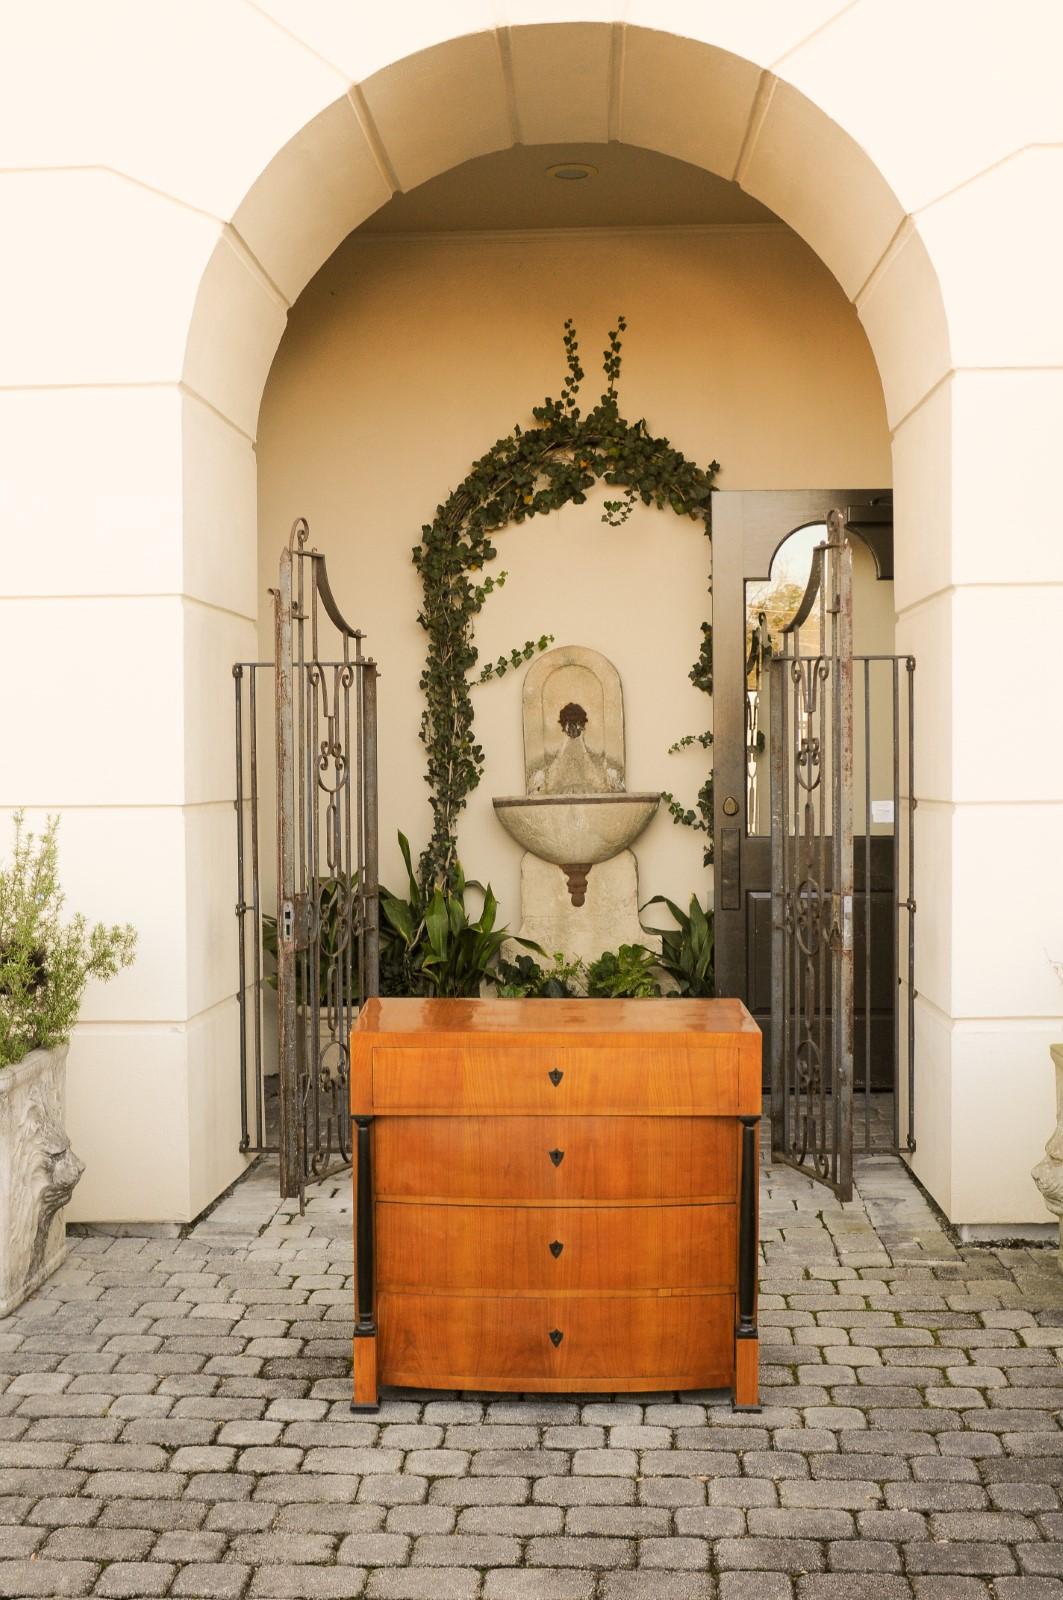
[0,1043,85,1316]
[1032,1043,1063,1274]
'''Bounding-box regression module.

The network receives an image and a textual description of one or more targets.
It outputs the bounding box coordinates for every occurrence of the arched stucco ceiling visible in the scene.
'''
[356,142,776,233]
[181,25,950,439]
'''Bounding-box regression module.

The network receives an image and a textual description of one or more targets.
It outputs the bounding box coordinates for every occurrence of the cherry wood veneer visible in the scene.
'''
[377,1201,737,1294]
[351,999,760,1409]
[378,1291,736,1391]
[374,1115,736,1203]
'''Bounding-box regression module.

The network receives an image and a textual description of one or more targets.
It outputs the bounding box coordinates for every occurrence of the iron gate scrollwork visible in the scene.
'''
[234,519,379,1207]
[770,510,855,1200]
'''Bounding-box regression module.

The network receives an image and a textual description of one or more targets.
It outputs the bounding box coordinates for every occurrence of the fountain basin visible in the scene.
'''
[492,792,661,870]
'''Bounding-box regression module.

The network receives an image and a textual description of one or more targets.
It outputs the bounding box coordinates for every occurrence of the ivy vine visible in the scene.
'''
[413,318,720,888]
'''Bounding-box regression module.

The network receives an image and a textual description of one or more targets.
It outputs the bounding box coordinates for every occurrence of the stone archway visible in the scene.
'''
[180,21,955,1214]
[12,5,1057,1227]
[185,25,950,435]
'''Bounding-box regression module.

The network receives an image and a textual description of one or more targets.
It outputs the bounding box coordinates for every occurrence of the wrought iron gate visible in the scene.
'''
[769,510,916,1200]
[234,519,380,1205]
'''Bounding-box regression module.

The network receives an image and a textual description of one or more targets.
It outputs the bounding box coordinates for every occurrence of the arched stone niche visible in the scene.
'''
[523,644,625,795]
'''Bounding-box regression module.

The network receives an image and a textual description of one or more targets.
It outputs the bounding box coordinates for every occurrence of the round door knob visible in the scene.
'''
[722,795,739,817]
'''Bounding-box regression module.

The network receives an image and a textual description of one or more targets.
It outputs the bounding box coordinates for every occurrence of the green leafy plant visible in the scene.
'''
[0,813,136,1069]
[585,943,661,999]
[492,951,585,998]
[662,727,715,866]
[262,873,358,1007]
[379,832,539,997]
[413,317,719,888]
[642,892,715,998]
[378,832,430,996]
[420,878,535,998]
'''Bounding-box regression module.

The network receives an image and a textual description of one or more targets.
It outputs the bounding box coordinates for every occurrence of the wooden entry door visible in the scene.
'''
[711,490,894,1083]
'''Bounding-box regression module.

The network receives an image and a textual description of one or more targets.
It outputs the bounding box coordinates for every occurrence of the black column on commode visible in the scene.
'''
[737,1116,758,1338]
[354,1117,375,1337]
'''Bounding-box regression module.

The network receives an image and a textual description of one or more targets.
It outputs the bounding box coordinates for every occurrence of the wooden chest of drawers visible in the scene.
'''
[349,998,761,1410]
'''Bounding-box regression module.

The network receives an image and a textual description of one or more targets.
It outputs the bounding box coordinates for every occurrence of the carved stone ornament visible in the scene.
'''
[494,644,661,952]
[0,1043,85,1316]
[1032,1043,1063,1276]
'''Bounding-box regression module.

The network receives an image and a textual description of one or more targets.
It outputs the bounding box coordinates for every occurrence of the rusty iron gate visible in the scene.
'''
[769,509,916,1200]
[233,519,380,1206]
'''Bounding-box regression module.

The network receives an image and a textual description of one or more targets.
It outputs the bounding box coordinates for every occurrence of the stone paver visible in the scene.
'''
[1,1151,1061,1596]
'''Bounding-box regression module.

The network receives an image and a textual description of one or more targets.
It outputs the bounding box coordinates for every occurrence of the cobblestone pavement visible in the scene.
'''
[3,1150,1063,1600]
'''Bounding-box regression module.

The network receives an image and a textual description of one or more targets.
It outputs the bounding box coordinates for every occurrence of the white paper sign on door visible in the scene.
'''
[871,800,894,825]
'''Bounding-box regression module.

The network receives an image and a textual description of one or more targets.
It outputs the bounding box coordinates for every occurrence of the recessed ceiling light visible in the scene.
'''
[546,162,598,181]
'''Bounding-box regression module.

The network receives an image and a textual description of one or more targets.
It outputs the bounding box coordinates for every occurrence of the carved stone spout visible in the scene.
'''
[562,864,591,908]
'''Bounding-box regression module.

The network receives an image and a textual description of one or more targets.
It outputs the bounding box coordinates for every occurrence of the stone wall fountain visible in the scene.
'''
[493,645,660,965]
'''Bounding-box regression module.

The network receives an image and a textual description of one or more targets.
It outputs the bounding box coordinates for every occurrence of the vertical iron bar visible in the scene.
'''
[275,543,299,1199]
[832,515,854,1202]
[307,640,321,1194]
[892,656,901,1153]
[249,666,265,1152]
[824,577,835,1186]
[817,646,828,1181]
[339,654,353,1165]
[363,662,381,998]
[233,666,250,1153]
[769,657,786,1157]
[797,664,808,1164]
[737,1117,759,1337]
[295,537,309,1208]
[791,660,800,1164]
[341,648,354,1099]
[781,649,787,1164]
[355,635,366,1008]
[863,656,872,1153]
[906,656,917,1152]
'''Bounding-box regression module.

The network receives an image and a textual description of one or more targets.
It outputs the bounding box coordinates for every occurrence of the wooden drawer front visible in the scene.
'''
[371,1045,741,1115]
[374,1116,736,1203]
[377,1202,736,1294]
[379,1291,735,1390]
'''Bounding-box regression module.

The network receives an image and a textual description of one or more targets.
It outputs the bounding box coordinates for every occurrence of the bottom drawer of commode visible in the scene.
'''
[377,1291,735,1392]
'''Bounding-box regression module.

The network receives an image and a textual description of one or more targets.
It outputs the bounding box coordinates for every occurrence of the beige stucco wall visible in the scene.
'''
[257,223,891,917]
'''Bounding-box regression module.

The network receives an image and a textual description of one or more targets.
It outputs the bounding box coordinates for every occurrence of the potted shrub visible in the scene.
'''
[0,813,135,1314]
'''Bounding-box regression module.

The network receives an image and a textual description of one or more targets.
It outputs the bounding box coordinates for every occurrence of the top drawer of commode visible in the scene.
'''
[367,1043,743,1116]
[350,997,762,1117]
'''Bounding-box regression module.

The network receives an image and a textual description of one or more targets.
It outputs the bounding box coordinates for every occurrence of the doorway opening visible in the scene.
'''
[712,492,914,1176]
